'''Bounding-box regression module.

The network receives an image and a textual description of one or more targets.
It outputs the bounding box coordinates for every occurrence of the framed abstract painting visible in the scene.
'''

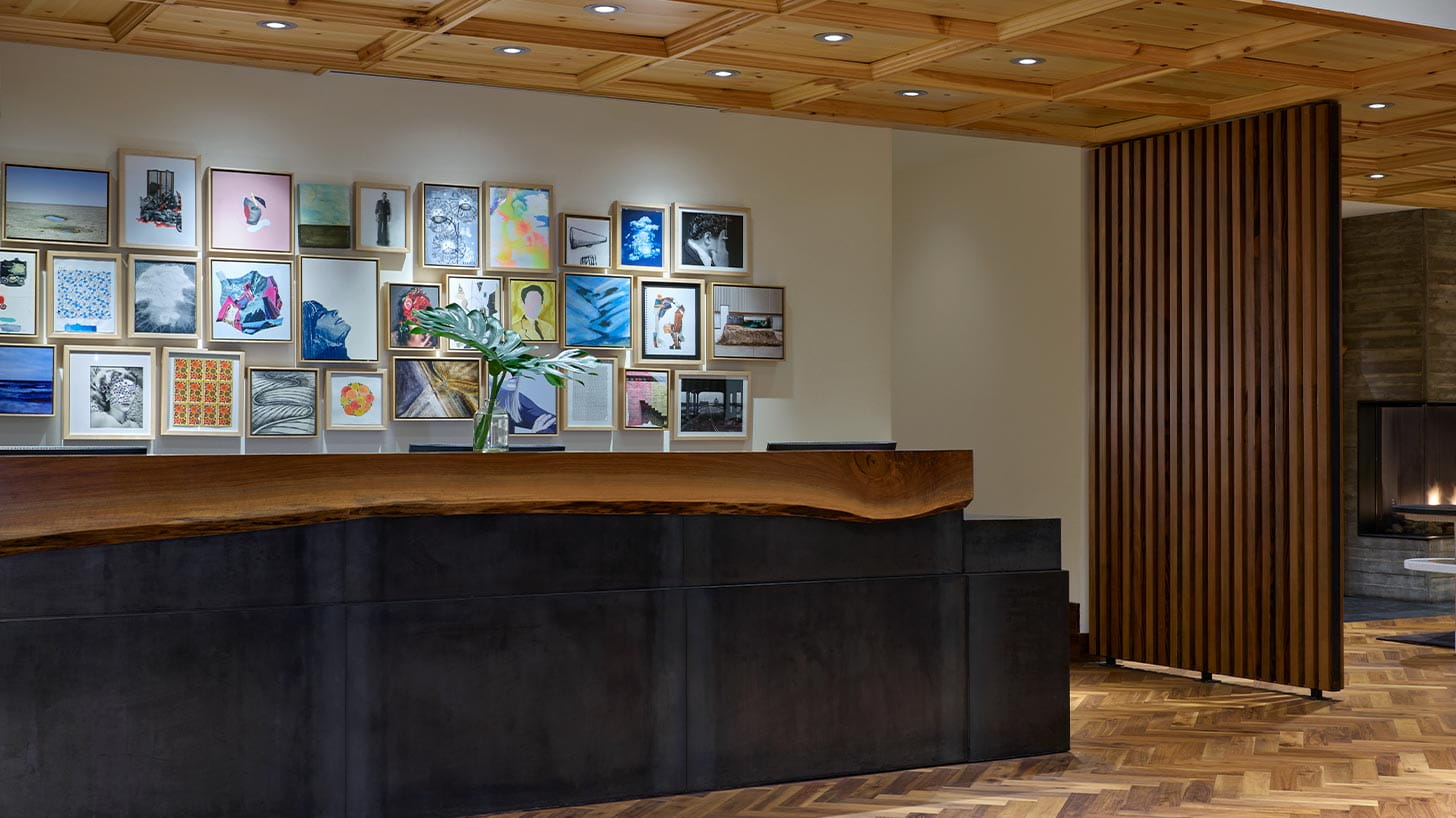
[710,283,784,361]
[563,272,630,350]
[485,182,552,273]
[419,182,480,269]
[3,163,111,247]
[392,357,481,421]
[444,274,502,352]
[62,346,157,441]
[161,347,245,437]
[634,278,703,366]
[672,370,750,440]
[118,150,200,251]
[206,258,294,344]
[672,204,750,277]
[297,256,379,363]
[0,343,56,417]
[559,212,611,270]
[47,251,123,339]
[128,255,200,339]
[355,182,409,253]
[386,282,441,351]
[247,367,319,438]
[325,369,388,430]
[296,182,352,250]
[612,202,667,275]
[207,167,294,255]
[0,248,40,338]
[621,367,669,431]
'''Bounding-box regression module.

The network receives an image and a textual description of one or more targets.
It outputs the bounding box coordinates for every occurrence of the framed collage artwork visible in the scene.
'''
[0,248,40,339]
[161,347,245,437]
[62,345,157,440]
[634,278,703,366]
[118,150,199,251]
[207,257,294,344]
[208,167,293,255]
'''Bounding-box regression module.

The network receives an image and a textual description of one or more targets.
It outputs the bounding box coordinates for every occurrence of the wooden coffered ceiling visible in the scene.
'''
[10,0,1456,207]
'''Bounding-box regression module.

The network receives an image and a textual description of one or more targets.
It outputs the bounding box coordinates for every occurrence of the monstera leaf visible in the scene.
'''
[408,303,598,385]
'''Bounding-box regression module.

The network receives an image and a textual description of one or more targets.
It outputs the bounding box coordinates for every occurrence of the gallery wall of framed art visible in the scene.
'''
[0,42,919,455]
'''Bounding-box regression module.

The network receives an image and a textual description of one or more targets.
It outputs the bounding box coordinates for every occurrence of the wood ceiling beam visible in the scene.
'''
[1199,56,1355,89]
[1206,84,1335,121]
[691,46,872,80]
[357,0,504,68]
[1351,146,1456,174]
[109,1,173,44]
[997,0,1146,42]
[1356,50,1456,91]
[1230,0,1456,48]
[167,0,417,31]
[0,12,114,43]
[869,38,985,80]
[944,98,1043,128]
[578,55,662,90]
[450,18,668,57]
[898,68,1052,100]
[1052,64,1180,98]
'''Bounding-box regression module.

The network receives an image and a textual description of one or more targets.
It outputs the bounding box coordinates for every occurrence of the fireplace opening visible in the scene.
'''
[1358,402,1456,538]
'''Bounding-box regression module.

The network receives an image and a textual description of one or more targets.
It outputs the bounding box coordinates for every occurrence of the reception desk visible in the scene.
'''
[0,451,1069,818]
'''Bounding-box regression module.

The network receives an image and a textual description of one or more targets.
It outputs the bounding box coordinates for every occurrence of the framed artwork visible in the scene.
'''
[0,343,56,417]
[129,255,200,339]
[673,204,750,276]
[563,356,617,431]
[207,167,294,255]
[386,282,441,351]
[118,150,199,251]
[207,258,294,344]
[485,182,552,273]
[0,248,40,338]
[634,278,703,366]
[61,345,157,440]
[710,283,784,361]
[296,182,352,250]
[560,213,611,270]
[162,347,245,437]
[420,182,480,269]
[325,369,387,430]
[444,274,502,352]
[613,202,668,274]
[2,163,111,247]
[247,367,319,438]
[392,357,481,421]
[672,371,751,440]
[563,272,630,350]
[297,256,380,363]
[508,278,558,343]
[48,251,123,338]
[622,367,670,431]
[356,182,409,253]
[501,370,559,435]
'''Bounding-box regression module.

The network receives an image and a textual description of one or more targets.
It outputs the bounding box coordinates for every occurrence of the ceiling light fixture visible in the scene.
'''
[814,32,853,43]
[257,20,296,30]
[707,69,740,78]
[1011,56,1045,66]
[896,89,928,97]
[586,3,624,13]
[1368,173,1388,179]
[1363,101,1393,110]
[494,45,531,55]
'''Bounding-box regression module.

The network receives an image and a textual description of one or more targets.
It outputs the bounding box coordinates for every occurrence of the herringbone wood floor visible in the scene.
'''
[484,616,1456,818]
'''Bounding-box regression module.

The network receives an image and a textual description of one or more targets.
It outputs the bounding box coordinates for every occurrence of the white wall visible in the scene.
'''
[891,131,1090,614]
[0,43,894,452]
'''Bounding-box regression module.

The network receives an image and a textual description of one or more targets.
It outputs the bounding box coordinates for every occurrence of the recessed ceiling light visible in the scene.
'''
[1364,101,1394,110]
[896,89,928,97]
[257,20,296,30]
[1368,173,1388,179]
[1011,56,1045,66]
[706,69,740,78]
[814,32,853,43]
[494,45,531,55]
[586,3,624,13]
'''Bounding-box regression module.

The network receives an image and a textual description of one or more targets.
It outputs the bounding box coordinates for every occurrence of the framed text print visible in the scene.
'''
[563,356,617,431]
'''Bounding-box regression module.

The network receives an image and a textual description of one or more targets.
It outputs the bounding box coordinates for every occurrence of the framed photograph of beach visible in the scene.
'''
[61,345,158,441]
[3,164,111,247]
[207,167,294,255]
[325,369,388,430]
[0,248,41,339]
[0,343,56,417]
[118,149,200,251]
[161,347,245,437]
[47,251,123,339]
[355,182,409,253]
[128,255,201,340]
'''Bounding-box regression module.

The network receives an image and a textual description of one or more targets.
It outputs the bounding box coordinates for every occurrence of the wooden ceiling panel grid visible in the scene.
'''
[7,0,1456,207]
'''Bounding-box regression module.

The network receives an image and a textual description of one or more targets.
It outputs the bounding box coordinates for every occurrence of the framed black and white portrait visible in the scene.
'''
[673,204,750,277]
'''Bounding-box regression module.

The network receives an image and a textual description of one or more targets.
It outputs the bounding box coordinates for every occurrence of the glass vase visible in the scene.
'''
[472,406,511,453]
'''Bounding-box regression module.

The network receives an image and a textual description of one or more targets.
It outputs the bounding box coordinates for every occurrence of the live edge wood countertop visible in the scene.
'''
[0,450,974,558]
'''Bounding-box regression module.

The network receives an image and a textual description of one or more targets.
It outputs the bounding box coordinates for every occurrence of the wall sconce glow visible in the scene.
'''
[257,20,297,30]
[494,46,531,55]
[1011,56,1045,66]
[706,69,741,78]
[1364,102,1394,110]
[814,32,854,43]
[896,90,928,97]
[585,3,625,13]
[1368,173,1388,180]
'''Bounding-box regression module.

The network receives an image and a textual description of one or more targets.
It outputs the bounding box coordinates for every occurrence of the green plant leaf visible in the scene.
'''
[407,305,601,386]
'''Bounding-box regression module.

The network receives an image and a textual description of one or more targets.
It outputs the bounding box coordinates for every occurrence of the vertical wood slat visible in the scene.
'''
[1088,102,1343,692]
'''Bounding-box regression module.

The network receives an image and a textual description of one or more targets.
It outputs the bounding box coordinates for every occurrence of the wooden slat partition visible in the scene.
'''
[1090,102,1343,691]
